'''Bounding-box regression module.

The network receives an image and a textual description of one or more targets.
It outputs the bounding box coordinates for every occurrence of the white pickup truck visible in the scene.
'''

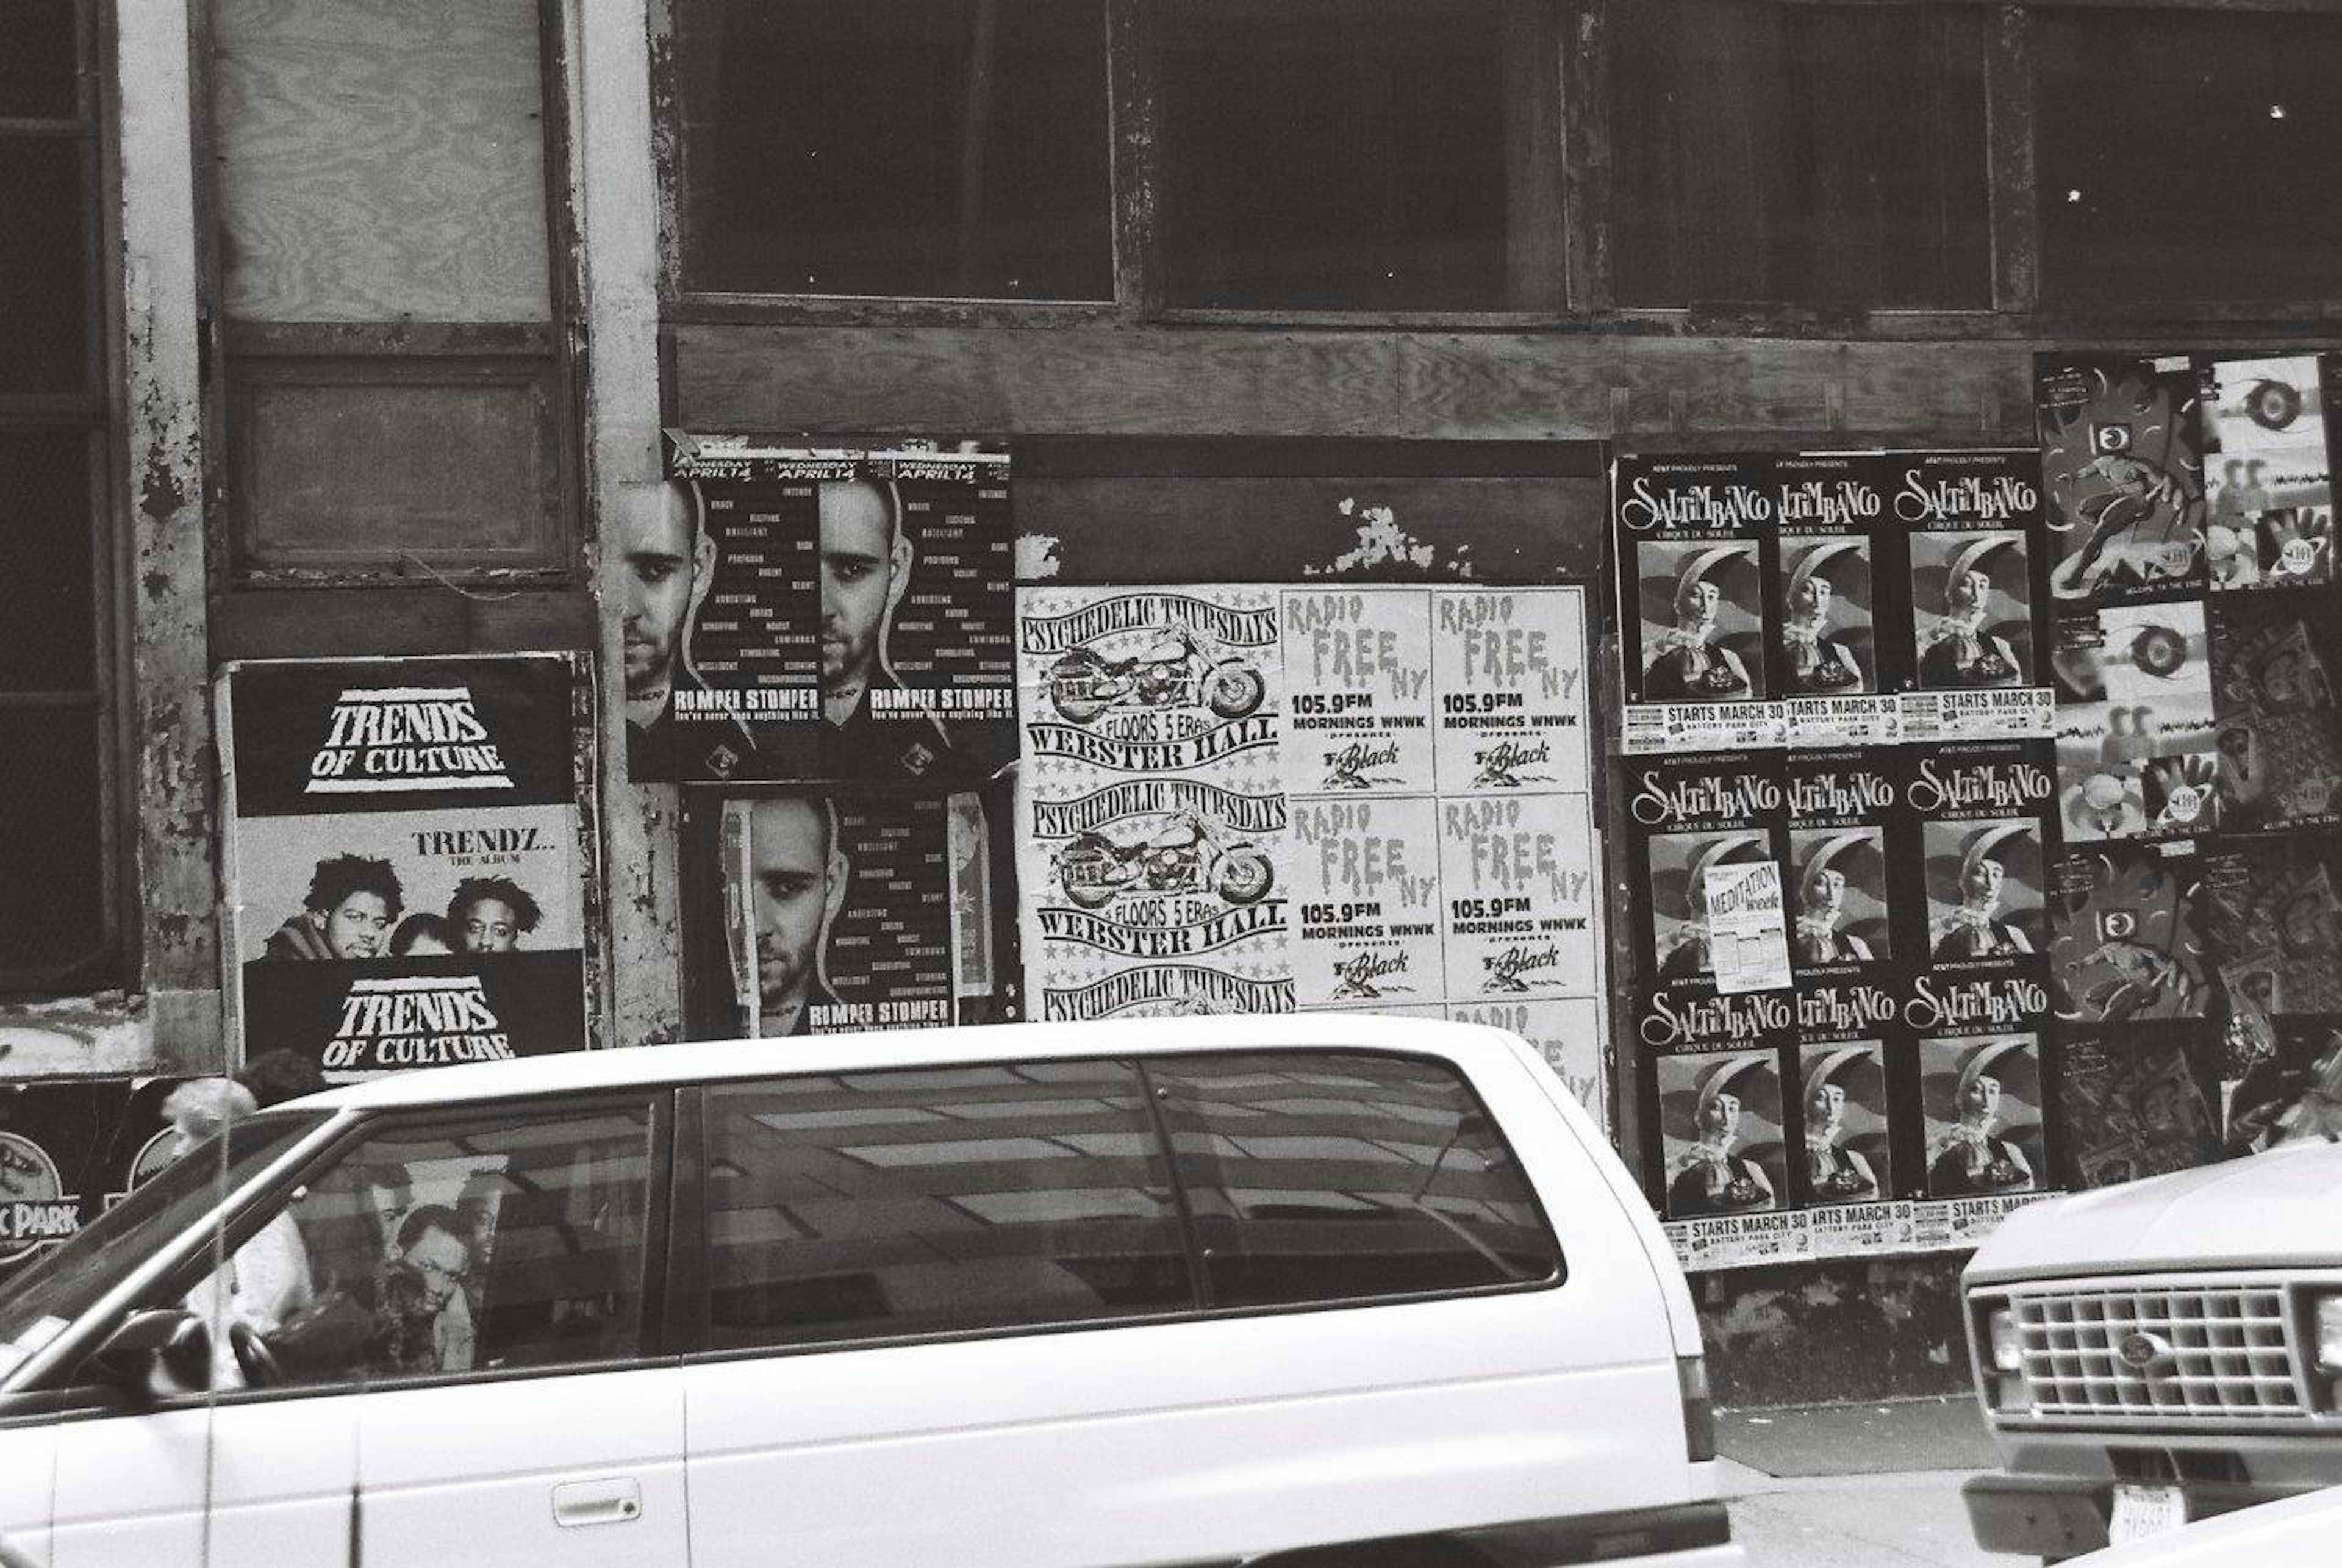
[1960,1135,2342,1561]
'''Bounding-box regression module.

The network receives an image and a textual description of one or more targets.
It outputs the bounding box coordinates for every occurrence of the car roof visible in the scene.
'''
[286,1013,1530,1113]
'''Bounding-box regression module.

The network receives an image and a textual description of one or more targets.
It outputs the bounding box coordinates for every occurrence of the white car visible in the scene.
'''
[0,1014,1738,1567]
[1960,1136,2342,1561]
[2061,1484,2342,1566]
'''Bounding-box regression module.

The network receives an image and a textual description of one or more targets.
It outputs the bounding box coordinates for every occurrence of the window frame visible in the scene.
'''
[664,1048,1566,1365]
[37,1089,679,1411]
[192,0,587,591]
[0,0,131,995]
[656,0,2341,339]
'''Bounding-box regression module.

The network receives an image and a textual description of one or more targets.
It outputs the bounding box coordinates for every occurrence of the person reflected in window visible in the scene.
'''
[374,1204,477,1376]
[447,877,542,955]
[264,854,401,961]
[167,1079,313,1389]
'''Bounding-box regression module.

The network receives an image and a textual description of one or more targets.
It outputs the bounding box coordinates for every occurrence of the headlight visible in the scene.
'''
[1988,1305,2022,1373]
[2314,1293,2342,1373]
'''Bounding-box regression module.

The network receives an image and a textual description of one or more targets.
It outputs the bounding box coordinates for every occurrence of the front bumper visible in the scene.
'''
[1961,1472,2318,1559]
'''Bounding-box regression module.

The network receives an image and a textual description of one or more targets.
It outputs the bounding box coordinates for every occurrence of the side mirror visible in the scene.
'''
[84,1309,210,1400]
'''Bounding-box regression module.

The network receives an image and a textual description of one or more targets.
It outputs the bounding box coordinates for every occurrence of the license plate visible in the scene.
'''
[2109,1484,2188,1545]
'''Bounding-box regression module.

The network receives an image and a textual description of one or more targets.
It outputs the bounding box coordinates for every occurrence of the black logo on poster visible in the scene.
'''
[1321,740,1402,791]
[308,687,514,795]
[1483,943,1563,993]
[1329,950,1411,1001]
[1472,739,1553,789]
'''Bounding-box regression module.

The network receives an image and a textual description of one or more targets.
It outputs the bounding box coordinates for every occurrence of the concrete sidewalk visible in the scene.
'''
[1717,1397,2013,1567]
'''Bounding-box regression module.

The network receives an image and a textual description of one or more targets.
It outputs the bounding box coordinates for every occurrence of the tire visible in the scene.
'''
[1048,651,1111,725]
[1205,663,1266,720]
[1214,847,1274,906]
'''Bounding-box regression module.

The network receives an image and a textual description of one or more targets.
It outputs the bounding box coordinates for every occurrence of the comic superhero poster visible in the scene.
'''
[1614,454,1784,754]
[2222,1015,2342,1156]
[1771,453,1906,748]
[1893,450,2055,742]
[2205,838,2342,1018]
[2036,355,2208,603]
[218,656,592,1083]
[1018,585,1294,1022]
[2055,1026,2221,1190]
[2208,590,2342,832]
[2052,601,2220,842]
[640,436,1018,786]
[2050,841,2210,1025]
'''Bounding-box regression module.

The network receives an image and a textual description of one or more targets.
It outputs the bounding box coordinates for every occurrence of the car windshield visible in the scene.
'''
[0,1111,327,1372]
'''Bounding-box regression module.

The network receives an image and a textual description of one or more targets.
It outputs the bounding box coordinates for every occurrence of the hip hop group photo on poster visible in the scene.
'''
[218,656,592,1083]
[631,435,1017,786]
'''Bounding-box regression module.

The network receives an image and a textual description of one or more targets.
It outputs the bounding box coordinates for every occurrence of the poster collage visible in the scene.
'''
[1014,584,1607,1119]
[1619,350,2342,1270]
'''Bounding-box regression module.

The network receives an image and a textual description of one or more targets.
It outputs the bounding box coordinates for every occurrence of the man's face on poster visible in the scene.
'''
[459,898,521,954]
[404,1223,470,1314]
[1802,865,1847,920]
[819,481,906,693]
[622,483,707,700]
[1961,854,2007,906]
[1697,1090,1741,1144]
[751,797,836,1009]
[1960,1072,2004,1124]
[320,892,393,959]
[1807,1081,1846,1135]
[1948,568,1992,615]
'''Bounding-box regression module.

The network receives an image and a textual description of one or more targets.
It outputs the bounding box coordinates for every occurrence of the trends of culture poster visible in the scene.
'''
[630,434,1017,786]
[1015,583,1607,1122]
[218,656,590,1083]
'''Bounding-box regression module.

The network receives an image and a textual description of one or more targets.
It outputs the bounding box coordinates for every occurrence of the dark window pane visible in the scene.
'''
[703,1061,1191,1348]
[2038,11,2342,306]
[0,0,81,119]
[1153,1051,1562,1309]
[1159,0,1524,311]
[1610,1,1989,308]
[0,706,104,976]
[0,430,97,692]
[680,0,1112,299]
[0,137,92,393]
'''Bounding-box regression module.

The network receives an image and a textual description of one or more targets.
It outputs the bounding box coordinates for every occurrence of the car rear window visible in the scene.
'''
[1150,1050,1564,1308]
[696,1048,1560,1352]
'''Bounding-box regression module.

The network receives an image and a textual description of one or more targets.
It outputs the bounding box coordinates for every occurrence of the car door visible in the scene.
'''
[340,1093,686,1568]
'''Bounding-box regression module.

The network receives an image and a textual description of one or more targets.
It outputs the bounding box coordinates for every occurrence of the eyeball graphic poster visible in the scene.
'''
[1017,586,1294,1021]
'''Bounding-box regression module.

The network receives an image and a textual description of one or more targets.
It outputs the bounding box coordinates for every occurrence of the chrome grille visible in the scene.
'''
[2014,1284,2307,1419]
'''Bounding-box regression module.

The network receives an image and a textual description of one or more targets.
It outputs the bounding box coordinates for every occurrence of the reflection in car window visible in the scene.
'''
[0,1112,324,1362]
[1150,1051,1563,1309]
[703,1061,1191,1349]
[181,1102,654,1393]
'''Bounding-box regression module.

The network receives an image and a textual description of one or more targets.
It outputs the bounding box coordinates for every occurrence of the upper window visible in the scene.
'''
[703,1062,1191,1348]
[1157,0,1555,312]
[1607,0,1991,309]
[2036,8,2342,308]
[0,0,117,990]
[168,1101,656,1392]
[1150,1051,1562,1308]
[674,0,1114,300]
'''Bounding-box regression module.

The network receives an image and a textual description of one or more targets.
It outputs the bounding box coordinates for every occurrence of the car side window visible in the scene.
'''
[702,1060,1191,1350]
[1148,1050,1563,1308]
[183,1099,656,1392]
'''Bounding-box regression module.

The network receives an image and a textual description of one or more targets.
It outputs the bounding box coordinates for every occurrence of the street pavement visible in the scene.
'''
[1717,1397,2013,1567]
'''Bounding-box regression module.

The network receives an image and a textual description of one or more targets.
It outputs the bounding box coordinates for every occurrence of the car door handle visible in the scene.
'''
[551,1477,643,1528]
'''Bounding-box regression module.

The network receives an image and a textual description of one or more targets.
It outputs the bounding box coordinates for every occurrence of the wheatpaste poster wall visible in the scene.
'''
[218,655,592,1082]
[1017,583,1608,1123]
